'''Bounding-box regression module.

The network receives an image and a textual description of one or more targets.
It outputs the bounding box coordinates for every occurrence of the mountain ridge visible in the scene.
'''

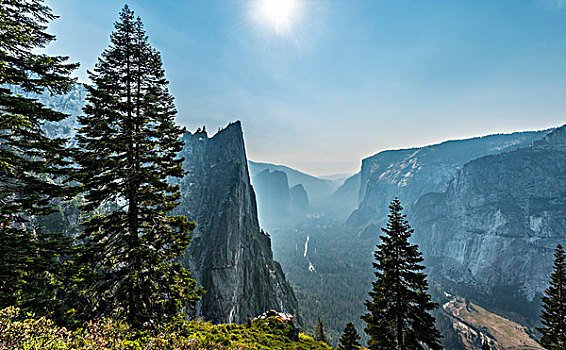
[347,128,553,233]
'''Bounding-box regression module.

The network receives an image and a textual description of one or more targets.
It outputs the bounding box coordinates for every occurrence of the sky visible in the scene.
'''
[44,0,566,176]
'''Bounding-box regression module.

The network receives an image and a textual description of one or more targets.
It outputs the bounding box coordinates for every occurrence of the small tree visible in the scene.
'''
[316,317,327,344]
[538,244,566,349]
[338,322,361,350]
[362,198,443,350]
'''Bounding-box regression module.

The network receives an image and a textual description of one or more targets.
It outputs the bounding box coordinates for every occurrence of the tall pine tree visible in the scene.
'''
[537,244,566,349]
[0,0,78,317]
[74,5,201,328]
[337,322,362,350]
[362,198,443,350]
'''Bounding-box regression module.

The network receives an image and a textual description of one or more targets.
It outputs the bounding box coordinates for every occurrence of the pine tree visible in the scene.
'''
[362,198,443,350]
[74,5,202,328]
[338,322,362,350]
[537,244,566,349]
[316,317,327,344]
[0,0,78,317]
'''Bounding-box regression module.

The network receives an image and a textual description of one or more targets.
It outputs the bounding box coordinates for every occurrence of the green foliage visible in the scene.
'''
[337,322,361,350]
[538,244,566,350]
[0,307,332,350]
[73,5,202,328]
[362,198,443,350]
[0,0,78,319]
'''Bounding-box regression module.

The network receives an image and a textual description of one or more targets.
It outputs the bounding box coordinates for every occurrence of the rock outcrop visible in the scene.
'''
[347,130,550,234]
[290,184,310,214]
[248,161,335,206]
[411,125,566,321]
[175,121,298,323]
[252,169,292,225]
[251,169,312,226]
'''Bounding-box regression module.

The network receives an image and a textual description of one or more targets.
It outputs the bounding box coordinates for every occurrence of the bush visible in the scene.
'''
[0,308,332,350]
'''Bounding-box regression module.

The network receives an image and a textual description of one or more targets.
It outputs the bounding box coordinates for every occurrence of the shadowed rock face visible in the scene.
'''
[174,121,297,323]
[290,184,310,214]
[251,169,312,226]
[411,125,566,321]
[253,169,292,225]
[347,130,551,234]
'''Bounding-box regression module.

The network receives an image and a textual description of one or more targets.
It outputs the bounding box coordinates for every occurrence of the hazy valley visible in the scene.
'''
[21,83,566,349]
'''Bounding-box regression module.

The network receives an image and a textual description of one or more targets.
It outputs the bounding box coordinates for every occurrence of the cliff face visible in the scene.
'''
[289,184,310,214]
[175,121,297,323]
[411,125,566,321]
[252,169,292,225]
[347,130,550,233]
[248,161,335,206]
[251,169,312,226]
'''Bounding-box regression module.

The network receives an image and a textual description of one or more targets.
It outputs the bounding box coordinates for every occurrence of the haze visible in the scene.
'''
[44,0,566,176]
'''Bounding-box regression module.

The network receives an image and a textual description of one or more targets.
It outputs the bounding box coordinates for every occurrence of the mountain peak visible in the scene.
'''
[534,124,566,148]
[175,120,297,323]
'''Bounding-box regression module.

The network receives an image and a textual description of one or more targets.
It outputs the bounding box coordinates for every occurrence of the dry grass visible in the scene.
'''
[443,294,542,350]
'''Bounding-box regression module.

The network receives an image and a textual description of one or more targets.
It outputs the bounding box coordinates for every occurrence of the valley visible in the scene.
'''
[9,83,566,349]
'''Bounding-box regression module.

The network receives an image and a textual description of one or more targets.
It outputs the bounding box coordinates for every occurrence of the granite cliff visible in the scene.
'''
[252,169,293,225]
[347,130,550,234]
[175,122,298,323]
[411,125,566,322]
[251,169,311,226]
[248,161,335,206]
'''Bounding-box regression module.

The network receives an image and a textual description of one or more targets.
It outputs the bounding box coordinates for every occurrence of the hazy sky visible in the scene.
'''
[44,0,566,176]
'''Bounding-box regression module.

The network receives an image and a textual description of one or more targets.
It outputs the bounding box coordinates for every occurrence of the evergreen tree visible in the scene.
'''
[0,0,78,317]
[537,244,566,349]
[362,198,443,350]
[74,5,202,328]
[316,317,327,344]
[337,322,361,350]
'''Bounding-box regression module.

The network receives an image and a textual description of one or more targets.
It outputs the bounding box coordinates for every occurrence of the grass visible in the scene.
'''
[0,307,333,350]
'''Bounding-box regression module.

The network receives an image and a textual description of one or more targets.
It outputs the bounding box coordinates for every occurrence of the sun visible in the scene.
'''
[250,0,303,37]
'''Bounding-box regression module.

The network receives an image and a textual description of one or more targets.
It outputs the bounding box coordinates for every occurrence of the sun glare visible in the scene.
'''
[251,0,302,37]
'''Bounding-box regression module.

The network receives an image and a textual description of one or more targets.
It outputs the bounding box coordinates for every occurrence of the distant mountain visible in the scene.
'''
[290,184,310,214]
[319,173,351,185]
[7,83,88,144]
[347,129,552,234]
[251,169,311,227]
[248,161,336,205]
[324,172,361,220]
[174,122,297,323]
[253,169,293,225]
[412,124,566,324]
